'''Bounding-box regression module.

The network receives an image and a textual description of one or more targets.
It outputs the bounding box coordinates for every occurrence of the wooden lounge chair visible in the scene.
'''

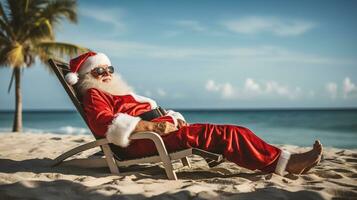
[48,59,223,180]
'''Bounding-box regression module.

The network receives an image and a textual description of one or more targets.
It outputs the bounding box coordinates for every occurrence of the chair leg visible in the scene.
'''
[102,144,119,174]
[162,160,177,180]
[150,138,177,180]
[156,148,177,180]
[181,157,191,168]
[130,132,177,180]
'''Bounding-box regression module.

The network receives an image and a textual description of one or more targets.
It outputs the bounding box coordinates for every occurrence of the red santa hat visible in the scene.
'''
[65,51,112,85]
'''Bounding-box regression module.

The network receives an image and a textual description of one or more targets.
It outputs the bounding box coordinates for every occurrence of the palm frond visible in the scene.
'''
[0,34,9,45]
[0,1,9,23]
[35,41,89,64]
[7,0,46,24]
[0,17,15,39]
[0,46,10,67]
[19,17,54,42]
[7,43,24,67]
[40,0,77,25]
[6,0,26,30]
[7,0,47,38]
[17,0,77,43]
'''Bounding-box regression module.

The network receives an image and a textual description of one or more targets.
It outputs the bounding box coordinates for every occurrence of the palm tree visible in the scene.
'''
[0,0,88,132]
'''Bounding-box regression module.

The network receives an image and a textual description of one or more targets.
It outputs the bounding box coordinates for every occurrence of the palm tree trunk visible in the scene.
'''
[12,67,22,132]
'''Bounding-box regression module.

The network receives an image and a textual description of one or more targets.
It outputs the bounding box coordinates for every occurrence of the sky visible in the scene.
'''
[1,0,357,110]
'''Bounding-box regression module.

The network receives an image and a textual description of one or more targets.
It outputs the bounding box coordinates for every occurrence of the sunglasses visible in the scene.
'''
[91,66,114,76]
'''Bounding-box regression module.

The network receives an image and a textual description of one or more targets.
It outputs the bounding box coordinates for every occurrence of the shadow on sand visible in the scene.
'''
[0,158,330,199]
[0,179,326,200]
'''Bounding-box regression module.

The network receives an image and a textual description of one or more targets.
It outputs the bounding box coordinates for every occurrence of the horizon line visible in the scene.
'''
[1,107,357,113]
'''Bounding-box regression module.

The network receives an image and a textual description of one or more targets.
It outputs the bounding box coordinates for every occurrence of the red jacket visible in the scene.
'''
[82,88,184,147]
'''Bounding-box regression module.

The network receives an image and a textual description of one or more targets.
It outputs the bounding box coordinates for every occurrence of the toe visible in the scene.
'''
[314,140,322,149]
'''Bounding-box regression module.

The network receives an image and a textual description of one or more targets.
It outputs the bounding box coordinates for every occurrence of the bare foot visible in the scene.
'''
[285,140,323,175]
[302,141,323,173]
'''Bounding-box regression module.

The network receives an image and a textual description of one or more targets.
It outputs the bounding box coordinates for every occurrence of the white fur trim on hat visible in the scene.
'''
[275,150,291,176]
[106,113,141,147]
[78,52,112,75]
[65,72,79,85]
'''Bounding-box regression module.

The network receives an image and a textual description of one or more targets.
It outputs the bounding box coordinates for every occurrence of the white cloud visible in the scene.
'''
[246,79,302,99]
[323,78,357,100]
[83,39,356,66]
[157,88,167,97]
[343,77,357,98]
[80,6,126,32]
[143,88,167,98]
[144,90,152,97]
[222,16,316,36]
[325,82,338,99]
[206,78,302,100]
[222,83,234,98]
[205,80,235,99]
[175,20,206,32]
[244,78,262,94]
[205,80,220,91]
[308,90,315,98]
[266,81,302,99]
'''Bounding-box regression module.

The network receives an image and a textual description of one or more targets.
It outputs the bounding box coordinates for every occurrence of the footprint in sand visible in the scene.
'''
[314,170,343,179]
[50,137,62,140]
[336,150,345,156]
[300,174,323,182]
[28,147,38,153]
[323,188,357,199]
[349,173,357,178]
[72,139,86,143]
[327,158,346,164]
[330,168,355,173]
[328,179,357,188]
[305,186,325,191]
[346,158,357,163]
[209,167,235,175]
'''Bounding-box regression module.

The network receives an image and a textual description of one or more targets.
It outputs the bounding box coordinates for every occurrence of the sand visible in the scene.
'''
[0,132,356,200]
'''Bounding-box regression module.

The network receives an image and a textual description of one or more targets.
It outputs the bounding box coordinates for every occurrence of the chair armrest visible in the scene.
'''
[129,131,166,149]
[129,131,169,158]
[129,131,162,141]
[52,138,110,166]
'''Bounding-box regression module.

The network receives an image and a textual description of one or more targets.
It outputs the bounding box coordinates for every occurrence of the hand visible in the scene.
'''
[154,121,178,136]
[177,119,189,128]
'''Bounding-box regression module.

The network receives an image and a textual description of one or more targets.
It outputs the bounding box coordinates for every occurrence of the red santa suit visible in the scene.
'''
[82,88,291,175]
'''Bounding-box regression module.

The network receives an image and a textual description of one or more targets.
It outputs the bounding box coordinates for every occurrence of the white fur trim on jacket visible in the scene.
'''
[275,150,291,176]
[166,110,186,127]
[130,93,158,108]
[106,113,141,147]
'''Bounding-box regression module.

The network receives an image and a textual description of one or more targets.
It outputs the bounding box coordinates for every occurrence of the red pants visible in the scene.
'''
[111,123,281,173]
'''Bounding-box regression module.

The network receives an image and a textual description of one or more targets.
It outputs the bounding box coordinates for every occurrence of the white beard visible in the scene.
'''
[77,73,133,96]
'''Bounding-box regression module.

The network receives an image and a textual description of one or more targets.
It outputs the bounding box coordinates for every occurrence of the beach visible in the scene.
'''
[0,132,356,200]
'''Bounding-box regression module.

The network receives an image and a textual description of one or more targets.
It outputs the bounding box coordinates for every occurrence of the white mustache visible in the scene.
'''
[77,73,133,96]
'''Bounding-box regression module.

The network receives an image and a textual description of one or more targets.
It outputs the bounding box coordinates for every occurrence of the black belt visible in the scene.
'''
[139,107,166,121]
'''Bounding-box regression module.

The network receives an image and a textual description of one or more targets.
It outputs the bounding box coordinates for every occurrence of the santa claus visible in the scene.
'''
[65,51,323,176]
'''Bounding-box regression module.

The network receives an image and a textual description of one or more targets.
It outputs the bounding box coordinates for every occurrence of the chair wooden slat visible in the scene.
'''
[48,59,100,139]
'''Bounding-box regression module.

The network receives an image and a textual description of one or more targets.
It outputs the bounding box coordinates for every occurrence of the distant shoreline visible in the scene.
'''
[1,107,357,113]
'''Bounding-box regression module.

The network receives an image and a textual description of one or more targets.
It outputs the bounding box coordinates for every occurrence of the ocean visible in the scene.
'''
[1,109,356,149]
